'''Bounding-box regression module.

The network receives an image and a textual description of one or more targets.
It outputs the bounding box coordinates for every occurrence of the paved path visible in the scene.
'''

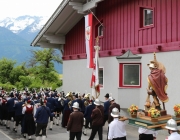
[0,120,169,140]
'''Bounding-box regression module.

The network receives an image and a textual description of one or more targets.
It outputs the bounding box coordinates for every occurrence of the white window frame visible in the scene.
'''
[98,24,103,36]
[143,9,153,27]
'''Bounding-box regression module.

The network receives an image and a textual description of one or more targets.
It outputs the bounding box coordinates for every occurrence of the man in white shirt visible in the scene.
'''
[108,107,126,140]
[165,118,180,140]
[138,112,157,140]
[138,127,157,140]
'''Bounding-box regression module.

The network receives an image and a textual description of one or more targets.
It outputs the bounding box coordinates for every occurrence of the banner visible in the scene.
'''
[85,13,93,68]
[91,46,100,99]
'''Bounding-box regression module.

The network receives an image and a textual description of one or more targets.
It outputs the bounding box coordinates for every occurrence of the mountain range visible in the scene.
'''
[0,15,62,74]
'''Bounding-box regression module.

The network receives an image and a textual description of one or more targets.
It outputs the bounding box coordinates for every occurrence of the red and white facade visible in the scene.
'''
[31,0,180,114]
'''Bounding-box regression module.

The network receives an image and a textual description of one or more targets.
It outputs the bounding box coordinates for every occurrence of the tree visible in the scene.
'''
[28,48,62,84]
[0,48,62,91]
[9,63,28,85]
[0,58,16,84]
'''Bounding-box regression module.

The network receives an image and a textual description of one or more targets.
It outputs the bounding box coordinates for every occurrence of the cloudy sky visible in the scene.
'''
[0,0,63,20]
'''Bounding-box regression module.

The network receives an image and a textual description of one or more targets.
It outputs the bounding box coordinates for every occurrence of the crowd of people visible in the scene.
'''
[0,88,180,140]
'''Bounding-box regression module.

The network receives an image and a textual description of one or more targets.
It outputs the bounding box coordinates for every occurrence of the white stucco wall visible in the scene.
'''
[63,51,180,115]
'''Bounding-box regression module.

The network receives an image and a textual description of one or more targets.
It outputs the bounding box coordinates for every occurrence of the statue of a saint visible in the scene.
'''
[145,53,168,111]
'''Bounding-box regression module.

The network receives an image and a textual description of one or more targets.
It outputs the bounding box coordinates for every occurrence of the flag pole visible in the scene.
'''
[91,37,100,99]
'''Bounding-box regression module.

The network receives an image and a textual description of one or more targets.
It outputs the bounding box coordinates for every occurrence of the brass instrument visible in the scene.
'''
[84,93,91,107]
[66,92,73,107]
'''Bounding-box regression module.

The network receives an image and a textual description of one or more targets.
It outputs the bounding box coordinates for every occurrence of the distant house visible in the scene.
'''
[31,0,180,114]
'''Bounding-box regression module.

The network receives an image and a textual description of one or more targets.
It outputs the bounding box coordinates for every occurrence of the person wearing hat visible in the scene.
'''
[103,93,110,126]
[108,107,127,140]
[108,97,120,124]
[67,102,84,140]
[35,99,54,140]
[6,93,17,129]
[22,100,35,140]
[70,93,83,113]
[83,100,95,135]
[0,94,8,126]
[13,95,24,133]
[54,92,63,126]
[61,93,71,128]
[89,99,104,140]
[46,93,56,130]
[165,118,180,140]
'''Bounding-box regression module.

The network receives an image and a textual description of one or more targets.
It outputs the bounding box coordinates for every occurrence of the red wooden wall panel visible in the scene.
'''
[172,0,177,42]
[178,0,180,41]
[63,0,180,59]
[151,0,157,45]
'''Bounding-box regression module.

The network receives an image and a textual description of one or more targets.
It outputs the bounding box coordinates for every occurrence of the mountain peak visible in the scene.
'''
[0,15,48,34]
[0,15,49,42]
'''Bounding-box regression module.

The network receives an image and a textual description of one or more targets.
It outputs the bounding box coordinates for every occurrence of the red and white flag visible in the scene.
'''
[85,13,93,68]
[91,46,100,99]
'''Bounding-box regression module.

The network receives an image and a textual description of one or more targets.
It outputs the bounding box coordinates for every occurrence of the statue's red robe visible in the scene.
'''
[148,69,169,102]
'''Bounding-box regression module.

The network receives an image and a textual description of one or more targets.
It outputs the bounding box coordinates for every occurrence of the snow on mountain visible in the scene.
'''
[0,15,48,34]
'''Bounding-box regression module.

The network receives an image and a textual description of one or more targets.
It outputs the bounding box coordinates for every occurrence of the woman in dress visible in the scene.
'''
[22,100,36,140]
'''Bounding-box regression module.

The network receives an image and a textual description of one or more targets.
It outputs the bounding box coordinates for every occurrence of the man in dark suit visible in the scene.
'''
[103,93,110,126]
[35,99,54,140]
[13,96,24,133]
[46,93,56,130]
[89,99,104,140]
[61,95,71,128]
[83,100,95,135]
[6,93,17,129]
[67,102,84,140]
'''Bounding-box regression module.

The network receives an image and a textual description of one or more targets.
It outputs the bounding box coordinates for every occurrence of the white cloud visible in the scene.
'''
[0,0,63,20]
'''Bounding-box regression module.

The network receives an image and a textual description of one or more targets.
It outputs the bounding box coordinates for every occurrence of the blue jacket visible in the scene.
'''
[23,97,31,102]
[35,106,53,124]
[84,104,95,120]
[63,99,70,111]
[104,100,110,115]
[55,98,62,109]
[81,99,86,112]
[14,101,24,116]
[47,97,56,112]
[6,97,17,112]
[76,98,82,110]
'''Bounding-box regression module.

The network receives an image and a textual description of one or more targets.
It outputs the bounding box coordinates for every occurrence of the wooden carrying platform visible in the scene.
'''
[128,115,180,130]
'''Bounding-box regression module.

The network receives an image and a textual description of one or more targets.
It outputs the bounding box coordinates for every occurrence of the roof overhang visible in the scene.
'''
[31,0,103,50]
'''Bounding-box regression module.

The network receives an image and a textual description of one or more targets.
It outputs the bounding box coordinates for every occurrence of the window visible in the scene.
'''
[144,9,153,26]
[98,24,103,36]
[140,7,154,28]
[119,63,141,88]
[99,68,103,87]
[95,21,103,37]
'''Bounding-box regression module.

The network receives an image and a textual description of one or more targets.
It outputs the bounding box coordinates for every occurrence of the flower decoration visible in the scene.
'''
[173,104,180,116]
[148,108,161,118]
[127,104,138,115]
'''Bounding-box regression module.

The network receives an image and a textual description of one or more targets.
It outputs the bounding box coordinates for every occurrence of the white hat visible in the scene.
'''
[165,119,178,131]
[72,102,79,109]
[109,97,115,102]
[94,99,101,106]
[111,107,120,117]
